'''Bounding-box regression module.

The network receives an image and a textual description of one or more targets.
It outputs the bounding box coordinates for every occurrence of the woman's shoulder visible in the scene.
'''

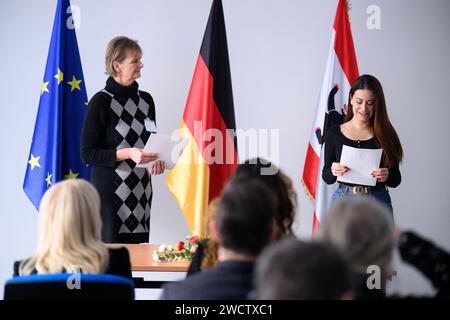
[139,90,155,107]
[105,247,132,279]
[138,90,154,101]
[325,124,343,141]
[330,124,343,134]
[88,91,113,109]
[107,247,130,260]
[13,257,33,276]
[13,260,22,276]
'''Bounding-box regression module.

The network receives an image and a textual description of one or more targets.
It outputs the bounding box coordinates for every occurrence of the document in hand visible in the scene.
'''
[337,145,383,186]
[136,134,189,170]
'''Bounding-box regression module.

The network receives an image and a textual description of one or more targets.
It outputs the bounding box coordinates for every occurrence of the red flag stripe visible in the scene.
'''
[333,0,359,86]
[182,54,238,201]
[302,143,320,199]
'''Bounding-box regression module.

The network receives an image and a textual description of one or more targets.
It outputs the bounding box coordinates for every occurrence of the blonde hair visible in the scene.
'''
[200,198,219,271]
[19,179,109,275]
[315,197,394,274]
[105,36,142,76]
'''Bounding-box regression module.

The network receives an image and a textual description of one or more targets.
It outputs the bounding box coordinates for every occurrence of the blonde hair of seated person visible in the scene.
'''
[19,179,109,275]
[200,198,219,271]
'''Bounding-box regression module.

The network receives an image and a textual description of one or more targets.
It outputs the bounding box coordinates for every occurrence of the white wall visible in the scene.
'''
[1,0,449,298]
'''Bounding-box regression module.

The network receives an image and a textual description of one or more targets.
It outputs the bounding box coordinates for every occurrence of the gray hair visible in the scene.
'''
[105,36,142,76]
[315,197,394,274]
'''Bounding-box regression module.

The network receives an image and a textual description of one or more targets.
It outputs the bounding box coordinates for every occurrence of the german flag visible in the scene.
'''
[167,0,238,237]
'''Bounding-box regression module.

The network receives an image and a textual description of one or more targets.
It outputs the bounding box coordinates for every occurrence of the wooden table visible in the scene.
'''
[109,244,190,288]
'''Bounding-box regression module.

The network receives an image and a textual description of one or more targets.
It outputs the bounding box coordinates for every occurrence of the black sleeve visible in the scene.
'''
[322,127,338,185]
[399,231,450,294]
[106,248,132,279]
[186,240,207,277]
[80,92,117,168]
[13,260,21,277]
[139,91,156,122]
[386,163,401,188]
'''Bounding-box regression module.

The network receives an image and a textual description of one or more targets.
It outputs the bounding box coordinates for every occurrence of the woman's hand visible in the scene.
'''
[129,148,157,164]
[147,160,165,175]
[331,162,349,177]
[372,168,389,183]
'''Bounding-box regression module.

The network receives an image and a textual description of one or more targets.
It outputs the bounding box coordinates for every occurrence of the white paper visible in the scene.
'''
[337,145,383,186]
[136,134,188,170]
[144,119,157,133]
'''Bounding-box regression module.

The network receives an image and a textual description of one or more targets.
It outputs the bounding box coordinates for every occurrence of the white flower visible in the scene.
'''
[167,245,173,251]
[153,252,159,262]
[158,244,166,252]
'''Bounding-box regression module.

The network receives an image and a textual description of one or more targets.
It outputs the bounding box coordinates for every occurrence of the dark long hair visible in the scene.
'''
[344,74,403,168]
[231,158,297,237]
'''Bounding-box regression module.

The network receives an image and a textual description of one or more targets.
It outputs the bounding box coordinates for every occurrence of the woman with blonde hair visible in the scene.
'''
[81,36,164,243]
[14,179,131,278]
[186,198,220,275]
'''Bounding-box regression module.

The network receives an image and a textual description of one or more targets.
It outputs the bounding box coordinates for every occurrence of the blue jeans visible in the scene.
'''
[331,186,393,214]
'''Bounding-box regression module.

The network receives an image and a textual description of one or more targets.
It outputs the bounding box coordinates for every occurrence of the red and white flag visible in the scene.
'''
[302,0,359,232]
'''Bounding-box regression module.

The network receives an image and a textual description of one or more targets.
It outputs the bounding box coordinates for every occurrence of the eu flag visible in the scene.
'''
[23,0,90,210]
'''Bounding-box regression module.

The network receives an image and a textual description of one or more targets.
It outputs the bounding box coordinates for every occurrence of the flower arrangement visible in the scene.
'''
[153,235,201,262]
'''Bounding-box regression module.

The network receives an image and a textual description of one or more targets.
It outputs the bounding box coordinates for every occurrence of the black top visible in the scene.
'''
[160,260,255,300]
[322,125,401,188]
[397,231,450,299]
[186,239,208,276]
[13,247,132,280]
[80,77,156,243]
[351,231,450,300]
[351,272,387,300]
[81,77,155,168]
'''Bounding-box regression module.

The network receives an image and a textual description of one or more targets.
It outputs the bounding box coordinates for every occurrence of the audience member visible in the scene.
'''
[187,157,297,276]
[315,197,394,299]
[160,178,275,300]
[255,237,353,300]
[14,179,131,279]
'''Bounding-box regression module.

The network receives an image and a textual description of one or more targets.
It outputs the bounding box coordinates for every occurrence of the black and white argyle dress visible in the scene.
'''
[81,77,155,243]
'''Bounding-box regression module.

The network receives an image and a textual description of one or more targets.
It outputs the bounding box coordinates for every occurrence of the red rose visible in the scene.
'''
[188,235,199,244]
[177,241,185,251]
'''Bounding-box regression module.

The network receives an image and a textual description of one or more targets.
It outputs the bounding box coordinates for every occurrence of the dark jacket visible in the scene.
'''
[13,247,132,280]
[352,272,387,300]
[186,239,208,276]
[161,260,254,300]
[396,231,450,299]
[353,231,450,300]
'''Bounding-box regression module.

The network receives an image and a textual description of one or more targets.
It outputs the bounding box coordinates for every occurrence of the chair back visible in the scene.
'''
[4,273,135,300]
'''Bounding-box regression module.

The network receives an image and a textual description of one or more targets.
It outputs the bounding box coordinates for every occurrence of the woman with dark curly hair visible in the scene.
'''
[187,157,297,276]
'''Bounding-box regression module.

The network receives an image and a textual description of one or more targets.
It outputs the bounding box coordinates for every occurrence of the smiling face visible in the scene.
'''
[350,89,376,123]
[113,49,143,85]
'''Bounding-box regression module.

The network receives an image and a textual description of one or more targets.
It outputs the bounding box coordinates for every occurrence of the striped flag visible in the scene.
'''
[167,0,238,236]
[302,0,359,232]
[23,0,90,210]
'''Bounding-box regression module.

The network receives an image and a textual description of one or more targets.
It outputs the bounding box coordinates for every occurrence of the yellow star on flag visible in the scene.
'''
[54,68,64,85]
[67,75,82,92]
[28,154,41,170]
[45,172,52,187]
[41,81,50,95]
[64,169,79,179]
